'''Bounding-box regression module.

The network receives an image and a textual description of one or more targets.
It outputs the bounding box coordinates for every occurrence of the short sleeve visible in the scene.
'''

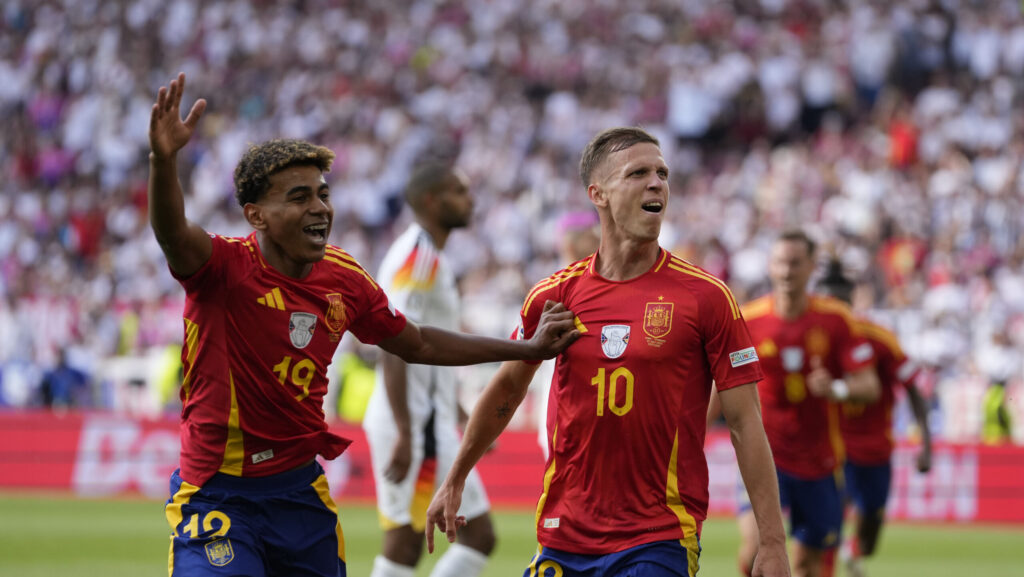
[382,238,439,322]
[345,273,408,345]
[701,284,763,391]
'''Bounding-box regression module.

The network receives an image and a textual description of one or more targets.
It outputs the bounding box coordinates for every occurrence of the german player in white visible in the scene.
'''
[363,162,494,577]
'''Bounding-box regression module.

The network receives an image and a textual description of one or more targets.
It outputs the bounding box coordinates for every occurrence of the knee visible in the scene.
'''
[457,518,496,556]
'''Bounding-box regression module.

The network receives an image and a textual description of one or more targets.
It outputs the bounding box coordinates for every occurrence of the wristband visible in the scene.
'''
[831,379,850,401]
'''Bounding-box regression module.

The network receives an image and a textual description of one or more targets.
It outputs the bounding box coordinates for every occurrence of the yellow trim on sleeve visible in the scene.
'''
[667,258,740,319]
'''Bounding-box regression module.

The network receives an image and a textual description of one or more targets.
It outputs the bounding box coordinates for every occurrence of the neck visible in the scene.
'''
[418,219,450,250]
[256,232,313,279]
[773,290,808,320]
[594,240,660,281]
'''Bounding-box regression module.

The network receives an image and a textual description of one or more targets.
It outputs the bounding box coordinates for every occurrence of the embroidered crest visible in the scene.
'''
[806,326,830,357]
[643,302,674,339]
[324,293,347,333]
[600,325,631,359]
[288,312,317,349]
[205,539,234,566]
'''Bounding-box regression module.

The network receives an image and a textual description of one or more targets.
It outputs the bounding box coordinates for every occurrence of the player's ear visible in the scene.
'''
[588,183,607,208]
[244,203,267,230]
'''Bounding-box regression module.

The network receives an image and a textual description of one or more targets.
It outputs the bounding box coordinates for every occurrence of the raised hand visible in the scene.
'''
[530,300,581,359]
[149,72,206,160]
[805,356,832,398]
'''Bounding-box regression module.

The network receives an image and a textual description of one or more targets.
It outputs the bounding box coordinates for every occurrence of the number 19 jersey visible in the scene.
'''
[174,234,407,487]
[519,249,763,555]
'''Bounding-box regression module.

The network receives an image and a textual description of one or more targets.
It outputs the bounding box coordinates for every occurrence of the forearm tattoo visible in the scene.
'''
[496,400,514,419]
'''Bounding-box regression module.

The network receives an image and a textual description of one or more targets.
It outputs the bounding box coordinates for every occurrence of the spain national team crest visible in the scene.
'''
[643,302,674,339]
[600,325,631,359]
[289,312,317,349]
[324,293,347,333]
[205,538,234,567]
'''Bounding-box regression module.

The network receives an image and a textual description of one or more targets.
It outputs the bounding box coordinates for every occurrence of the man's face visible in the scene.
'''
[250,164,333,271]
[436,171,474,230]
[592,142,669,243]
[768,239,815,297]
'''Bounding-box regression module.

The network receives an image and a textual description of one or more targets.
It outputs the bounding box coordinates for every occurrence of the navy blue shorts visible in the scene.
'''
[523,538,700,577]
[165,461,346,577]
[843,460,892,519]
[776,468,842,550]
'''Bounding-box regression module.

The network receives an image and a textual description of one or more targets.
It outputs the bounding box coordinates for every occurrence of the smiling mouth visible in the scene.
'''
[303,223,329,242]
[641,201,664,213]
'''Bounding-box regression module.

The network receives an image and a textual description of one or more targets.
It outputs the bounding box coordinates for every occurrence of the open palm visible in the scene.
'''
[149,72,206,159]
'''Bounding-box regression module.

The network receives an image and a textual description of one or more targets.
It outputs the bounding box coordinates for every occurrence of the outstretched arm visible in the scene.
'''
[425,359,540,553]
[720,384,791,577]
[148,72,211,277]
[377,301,579,365]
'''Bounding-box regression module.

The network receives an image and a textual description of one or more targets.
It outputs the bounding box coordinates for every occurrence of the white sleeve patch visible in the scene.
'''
[852,342,874,363]
[730,347,759,368]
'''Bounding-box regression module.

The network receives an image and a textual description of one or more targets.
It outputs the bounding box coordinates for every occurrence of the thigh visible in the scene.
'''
[364,426,427,529]
[166,473,265,577]
[436,431,491,521]
[787,474,842,550]
[845,461,892,517]
[262,473,346,577]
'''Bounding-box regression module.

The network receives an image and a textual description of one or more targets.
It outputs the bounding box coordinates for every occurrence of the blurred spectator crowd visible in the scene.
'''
[0,0,1021,441]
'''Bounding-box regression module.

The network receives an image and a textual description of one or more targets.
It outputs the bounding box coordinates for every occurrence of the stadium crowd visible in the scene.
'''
[0,0,1021,442]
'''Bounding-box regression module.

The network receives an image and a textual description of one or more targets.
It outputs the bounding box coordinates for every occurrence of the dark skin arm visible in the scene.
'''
[906,382,933,472]
[378,301,579,366]
[379,350,414,483]
[147,72,212,277]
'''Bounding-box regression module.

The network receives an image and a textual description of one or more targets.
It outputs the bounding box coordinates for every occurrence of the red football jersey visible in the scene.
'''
[839,319,919,465]
[173,234,406,486]
[742,295,875,480]
[520,250,762,554]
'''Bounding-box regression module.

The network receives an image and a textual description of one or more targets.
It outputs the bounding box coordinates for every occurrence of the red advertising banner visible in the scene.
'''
[1,411,1022,524]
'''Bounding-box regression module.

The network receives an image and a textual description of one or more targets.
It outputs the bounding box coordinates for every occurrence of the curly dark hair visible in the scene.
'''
[233,139,336,206]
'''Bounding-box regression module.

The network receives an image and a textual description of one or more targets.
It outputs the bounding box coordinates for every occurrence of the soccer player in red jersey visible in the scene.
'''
[817,260,932,577]
[426,127,791,577]
[739,231,881,577]
[148,73,579,577]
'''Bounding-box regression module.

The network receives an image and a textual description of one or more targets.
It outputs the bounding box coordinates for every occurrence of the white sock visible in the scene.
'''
[429,543,489,577]
[370,555,416,577]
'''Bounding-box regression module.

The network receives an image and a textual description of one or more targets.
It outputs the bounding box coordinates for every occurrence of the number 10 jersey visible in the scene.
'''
[519,249,762,555]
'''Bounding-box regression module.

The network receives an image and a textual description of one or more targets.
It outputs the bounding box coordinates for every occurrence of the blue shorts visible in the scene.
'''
[843,460,892,519]
[524,538,700,577]
[776,468,842,550]
[165,461,346,577]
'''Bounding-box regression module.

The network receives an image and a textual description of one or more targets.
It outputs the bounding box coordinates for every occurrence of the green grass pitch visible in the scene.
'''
[0,491,1022,576]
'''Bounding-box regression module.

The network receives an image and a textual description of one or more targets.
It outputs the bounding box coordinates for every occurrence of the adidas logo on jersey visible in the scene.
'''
[257,288,285,310]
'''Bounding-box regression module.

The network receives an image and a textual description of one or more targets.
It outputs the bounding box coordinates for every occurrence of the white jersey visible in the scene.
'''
[363,222,489,528]
[364,223,460,433]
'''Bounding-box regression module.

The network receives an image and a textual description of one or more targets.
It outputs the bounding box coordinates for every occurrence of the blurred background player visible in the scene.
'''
[427,127,790,577]
[534,210,601,459]
[739,229,881,577]
[363,162,496,577]
[148,73,579,577]
[816,259,932,577]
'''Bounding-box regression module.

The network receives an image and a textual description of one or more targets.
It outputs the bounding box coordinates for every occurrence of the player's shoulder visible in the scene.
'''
[856,317,902,353]
[740,294,773,321]
[320,245,380,288]
[522,255,593,316]
[808,295,856,324]
[210,233,261,264]
[663,252,741,313]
